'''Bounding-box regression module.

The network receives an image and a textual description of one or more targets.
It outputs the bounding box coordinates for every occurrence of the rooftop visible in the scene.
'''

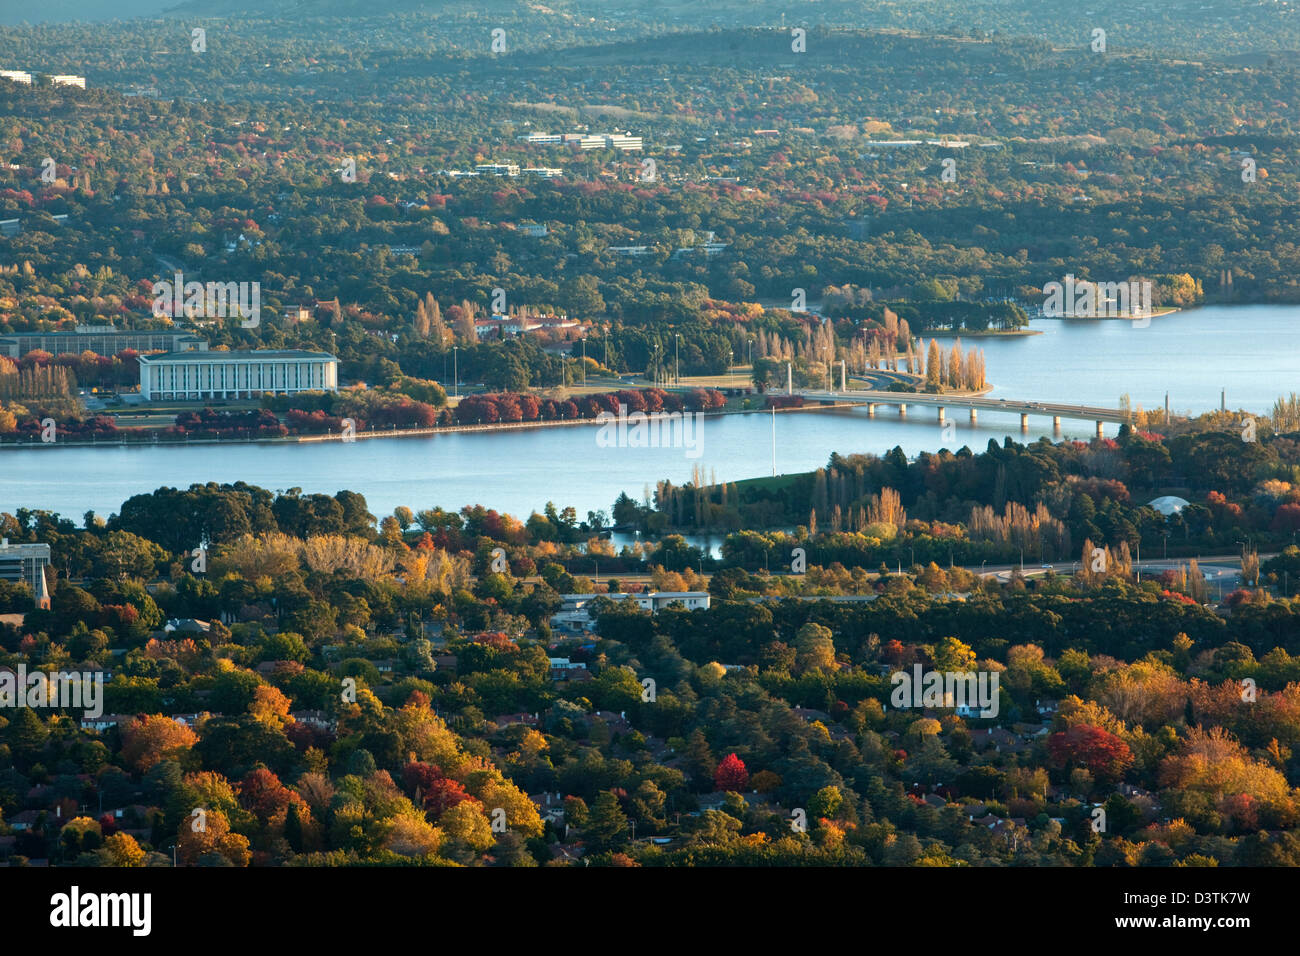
[0,328,202,339]
[139,350,337,363]
[0,539,50,555]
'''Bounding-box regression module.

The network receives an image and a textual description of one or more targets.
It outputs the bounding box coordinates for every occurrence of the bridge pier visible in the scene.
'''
[1096,420,1104,438]
[898,403,907,418]
[1053,416,1061,430]
[969,408,977,425]
[1020,413,1029,431]
[867,403,876,418]
[937,407,945,424]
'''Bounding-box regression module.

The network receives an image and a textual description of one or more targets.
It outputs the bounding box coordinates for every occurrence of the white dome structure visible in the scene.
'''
[1146,495,1190,517]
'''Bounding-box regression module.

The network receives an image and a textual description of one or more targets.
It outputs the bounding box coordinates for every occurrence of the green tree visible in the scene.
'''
[585,790,629,851]
[795,622,837,674]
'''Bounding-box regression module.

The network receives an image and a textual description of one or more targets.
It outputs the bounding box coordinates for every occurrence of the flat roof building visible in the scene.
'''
[0,539,51,609]
[551,591,710,631]
[138,349,338,401]
[576,134,643,151]
[0,327,208,359]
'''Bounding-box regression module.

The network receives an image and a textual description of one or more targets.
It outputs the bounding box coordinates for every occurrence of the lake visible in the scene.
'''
[2,304,1297,523]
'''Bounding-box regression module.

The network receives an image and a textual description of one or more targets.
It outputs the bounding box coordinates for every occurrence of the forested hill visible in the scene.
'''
[8,0,1300,61]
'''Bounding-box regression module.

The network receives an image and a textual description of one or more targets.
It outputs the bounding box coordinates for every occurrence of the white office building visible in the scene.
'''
[0,70,32,85]
[138,350,338,401]
[50,75,86,89]
[575,134,643,151]
[0,539,51,608]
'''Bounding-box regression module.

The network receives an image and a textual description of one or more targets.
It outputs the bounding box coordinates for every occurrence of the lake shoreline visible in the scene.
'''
[0,399,862,450]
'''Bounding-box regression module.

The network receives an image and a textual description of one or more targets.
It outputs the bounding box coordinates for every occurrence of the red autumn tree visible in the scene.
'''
[240,768,300,823]
[423,777,475,818]
[714,753,749,792]
[1047,724,1134,782]
[881,639,907,666]
[403,761,442,796]
[402,761,474,818]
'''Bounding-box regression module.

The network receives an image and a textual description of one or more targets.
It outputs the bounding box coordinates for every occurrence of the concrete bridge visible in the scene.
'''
[796,387,1131,437]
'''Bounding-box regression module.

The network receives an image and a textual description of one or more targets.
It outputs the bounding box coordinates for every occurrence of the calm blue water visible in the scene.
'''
[2,305,1297,522]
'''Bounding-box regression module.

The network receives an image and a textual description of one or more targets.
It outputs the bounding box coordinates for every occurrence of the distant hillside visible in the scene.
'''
[164,0,563,16]
[7,0,1300,60]
[0,0,180,25]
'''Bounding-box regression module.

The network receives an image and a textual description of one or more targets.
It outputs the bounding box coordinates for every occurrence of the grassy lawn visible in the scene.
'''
[730,472,806,495]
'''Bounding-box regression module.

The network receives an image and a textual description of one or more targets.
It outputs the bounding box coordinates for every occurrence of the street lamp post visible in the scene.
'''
[582,337,587,386]
[675,334,681,385]
[453,346,458,398]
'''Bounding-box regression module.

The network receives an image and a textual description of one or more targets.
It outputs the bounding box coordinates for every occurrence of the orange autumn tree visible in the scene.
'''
[176,808,251,866]
[120,714,199,772]
[1158,726,1295,828]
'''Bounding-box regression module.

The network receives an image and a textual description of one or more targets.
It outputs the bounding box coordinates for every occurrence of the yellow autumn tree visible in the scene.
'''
[250,684,295,729]
[213,532,300,581]
[474,777,544,838]
[1158,726,1291,804]
[440,800,495,851]
[1095,660,1186,728]
[102,833,146,867]
[300,534,394,579]
[384,811,443,858]
[182,771,242,820]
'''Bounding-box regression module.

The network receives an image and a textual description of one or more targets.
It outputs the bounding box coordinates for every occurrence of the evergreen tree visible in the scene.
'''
[585,791,629,851]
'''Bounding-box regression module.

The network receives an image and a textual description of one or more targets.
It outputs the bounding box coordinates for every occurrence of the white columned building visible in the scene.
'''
[138,350,339,401]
